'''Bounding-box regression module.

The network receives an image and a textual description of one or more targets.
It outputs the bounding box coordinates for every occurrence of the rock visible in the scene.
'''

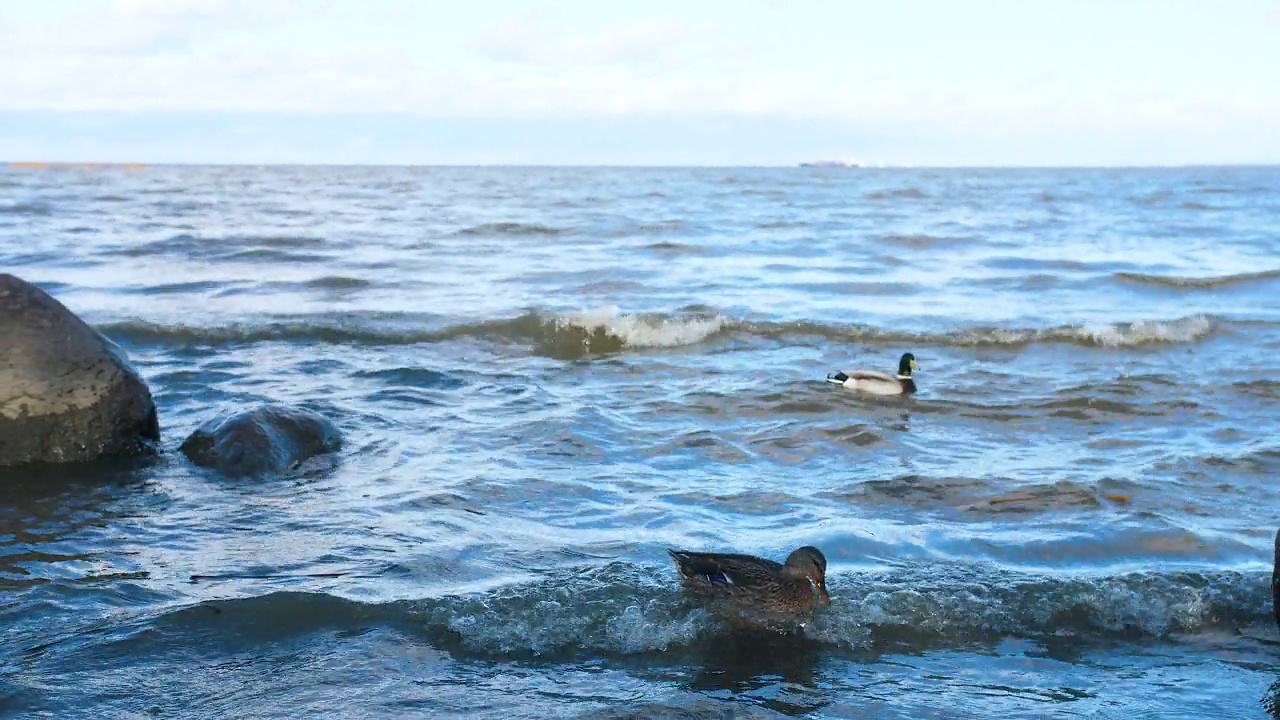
[179,404,342,477]
[0,274,159,466]
[1273,527,1280,631]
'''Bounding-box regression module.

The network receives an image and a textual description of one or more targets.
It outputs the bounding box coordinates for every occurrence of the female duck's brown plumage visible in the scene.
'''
[667,546,830,617]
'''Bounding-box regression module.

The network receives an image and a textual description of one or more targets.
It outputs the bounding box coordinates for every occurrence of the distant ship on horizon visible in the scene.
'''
[798,157,860,168]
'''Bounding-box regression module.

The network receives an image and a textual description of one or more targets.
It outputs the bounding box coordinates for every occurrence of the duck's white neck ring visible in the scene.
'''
[896,374,912,379]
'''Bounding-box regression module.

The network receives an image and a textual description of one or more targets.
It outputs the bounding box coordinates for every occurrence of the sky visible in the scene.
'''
[0,0,1277,166]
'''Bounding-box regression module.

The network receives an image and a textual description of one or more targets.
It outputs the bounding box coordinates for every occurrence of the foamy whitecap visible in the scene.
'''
[555,306,725,349]
[94,311,1218,352]
[742,315,1219,349]
[409,564,1266,657]
[804,569,1261,648]
[1076,316,1213,347]
[415,568,712,656]
[605,602,710,653]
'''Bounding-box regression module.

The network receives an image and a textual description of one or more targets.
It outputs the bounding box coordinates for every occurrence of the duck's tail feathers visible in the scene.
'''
[826,371,849,384]
[1272,528,1280,631]
[667,549,736,586]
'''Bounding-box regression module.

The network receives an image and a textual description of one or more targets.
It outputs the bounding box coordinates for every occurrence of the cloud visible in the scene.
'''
[0,0,310,58]
[2,32,1271,139]
[473,11,692,68]
[0,0,400,113]
[0,0,1273,156]
[0,3,772,118]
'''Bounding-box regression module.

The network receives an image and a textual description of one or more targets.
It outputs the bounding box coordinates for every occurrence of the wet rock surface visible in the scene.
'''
[180,404,342,477]
[0,274,159,467]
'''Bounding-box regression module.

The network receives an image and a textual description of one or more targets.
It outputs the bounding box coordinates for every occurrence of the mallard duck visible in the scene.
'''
[827,352,918,395]
[667,546,830,618]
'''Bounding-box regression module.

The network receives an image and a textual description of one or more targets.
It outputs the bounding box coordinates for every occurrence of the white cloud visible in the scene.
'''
[0,0,1273,156]
[0,0,393,112]
[2,32,1272,139]
[0,3,770,117]
[0,0,309,57]
[473,11,692,68]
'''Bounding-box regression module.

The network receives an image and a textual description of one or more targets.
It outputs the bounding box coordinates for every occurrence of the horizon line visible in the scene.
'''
[7,161,1280,171]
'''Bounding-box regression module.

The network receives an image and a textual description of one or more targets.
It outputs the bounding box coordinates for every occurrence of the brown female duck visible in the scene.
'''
[666,546,830,617]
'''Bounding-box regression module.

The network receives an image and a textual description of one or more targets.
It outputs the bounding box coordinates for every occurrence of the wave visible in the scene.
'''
[302,276,372,291]
[744,314,1216,348]
[128,563,1268,660]
[1115,269,1280,289]
[554,306,725,352]
[0,201,53,216]
[642,241,705,254]
[1076,316,1215,347]
[451,222,564,238]
[867,188,928,201]
[96,312,1221,354]
[117,233,331,262]
[353,367,466,389]
[633,220,689,235]
[878,233,969,249]
[119,280,225,295]
[1233,380,1280,399]
[831,476,1147,515]
[97,306,726,360]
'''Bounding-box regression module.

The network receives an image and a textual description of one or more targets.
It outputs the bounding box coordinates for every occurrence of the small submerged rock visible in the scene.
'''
[0,274,159,467]
[180,404,342,477]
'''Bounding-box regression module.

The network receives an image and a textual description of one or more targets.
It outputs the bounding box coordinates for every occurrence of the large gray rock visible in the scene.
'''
[179,404,342,477]
[0,274,159,466]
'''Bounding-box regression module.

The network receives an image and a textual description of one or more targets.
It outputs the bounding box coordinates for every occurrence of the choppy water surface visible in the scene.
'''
[3,165,1280,718]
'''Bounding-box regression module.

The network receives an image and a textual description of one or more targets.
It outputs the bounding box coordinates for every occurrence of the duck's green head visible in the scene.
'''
[784,546,830,605]
[898,352,919,377]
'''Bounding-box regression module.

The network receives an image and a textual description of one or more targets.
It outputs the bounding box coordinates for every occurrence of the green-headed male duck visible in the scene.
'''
[827,352,919,395]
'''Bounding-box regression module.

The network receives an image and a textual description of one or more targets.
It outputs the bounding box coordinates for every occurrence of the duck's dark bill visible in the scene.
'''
[827,372,849,383]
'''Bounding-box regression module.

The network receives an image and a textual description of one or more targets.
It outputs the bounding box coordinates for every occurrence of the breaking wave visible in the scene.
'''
[743,314,1217,348]
[118,563,1270,661]
[96,312,1222,354]
[552,306,725,352]
[97,306,727,360]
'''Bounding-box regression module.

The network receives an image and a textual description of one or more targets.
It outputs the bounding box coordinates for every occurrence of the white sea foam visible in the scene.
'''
[556,306,725,349]
[940,316,1215,347]
[1075,315,1214,347]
